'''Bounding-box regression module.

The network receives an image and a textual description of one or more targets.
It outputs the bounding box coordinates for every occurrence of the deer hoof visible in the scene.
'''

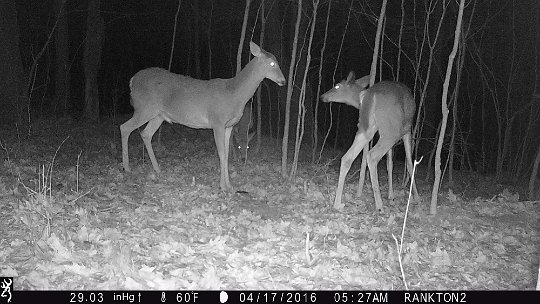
[221,184,234,192]
[333,202,345,211]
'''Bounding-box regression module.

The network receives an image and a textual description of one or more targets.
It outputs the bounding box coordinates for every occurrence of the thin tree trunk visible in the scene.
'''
[193,0,201,78]
[24,2,64,131]
[321,0,353,161]
[255,0,266,154]
[499,115,515,178]
[157,0,182,148]
[448,92,456,186]
[497,1,517,180]
[448,39,465,186]
[281,0,302,177]
[522,16,539,182]
[207,0,213,79]
[396,0,405,81]
[229,0,251,160]
[237,0,251,74]
[412,1,446,160]
[291,0,319,178]
[431,0,465,215]
[357,0,387,196]
[168,0,181,72]
[83,0,104,122]
[313,0,332,163]
[425,121,441,182]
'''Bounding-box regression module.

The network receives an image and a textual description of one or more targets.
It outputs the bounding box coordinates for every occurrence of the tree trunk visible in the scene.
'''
[497,2,517,181]
[264,0,282,141]
[157,0,182,148]
[55,0,70,116]
[448,39,465,186]
[0,0,25,125]
[412,0,448,161]
[284,1,314,155]
[230,0,251,160]
[281,0,302,177]
[356,0,387,198]
[313,0,332,163]
[207,0,213,79]
[255,0,266,154]
[83,0,104,122]
[430,0,465,215]
[192,0,201,78]
[290,0,319,178]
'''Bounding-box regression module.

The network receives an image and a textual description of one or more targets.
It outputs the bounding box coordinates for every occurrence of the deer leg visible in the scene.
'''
[224,126,233,189]
[334,132,370,210]
[213,126,233,191]
[140,116,164,173]
[230,128,239,161]
[403,132,419,200]
[386,147,394,200]
[367,134,398,211]
[356,145,369,197]
[120,115,153,172]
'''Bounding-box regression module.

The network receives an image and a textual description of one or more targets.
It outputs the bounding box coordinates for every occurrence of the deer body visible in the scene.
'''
[121,42,285,191]
[357,81,416,136]
[129,68,260,129]
[321,72,419,210]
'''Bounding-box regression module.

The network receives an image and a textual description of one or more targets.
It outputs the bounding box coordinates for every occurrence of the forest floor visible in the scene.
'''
[0,118,538,290]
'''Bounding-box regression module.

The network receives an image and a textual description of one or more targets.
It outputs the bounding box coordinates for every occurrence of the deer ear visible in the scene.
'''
[250,42,262,57]
[355,75,370,89]
[346,71,355,83]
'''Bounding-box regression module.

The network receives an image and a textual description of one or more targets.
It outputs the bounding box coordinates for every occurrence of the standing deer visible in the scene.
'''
[120,41,285,191]
[321,71,419,210]
[231,102,255,161]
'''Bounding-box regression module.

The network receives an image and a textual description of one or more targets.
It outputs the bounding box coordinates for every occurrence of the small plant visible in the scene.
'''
[16,137,69,241]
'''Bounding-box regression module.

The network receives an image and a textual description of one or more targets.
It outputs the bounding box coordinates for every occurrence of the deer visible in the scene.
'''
[320,71,419,211]
[231,102,255,161]
[120,41,285,191]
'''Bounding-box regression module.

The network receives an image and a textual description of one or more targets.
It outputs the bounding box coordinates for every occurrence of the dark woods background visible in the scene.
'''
[1,0,539,184]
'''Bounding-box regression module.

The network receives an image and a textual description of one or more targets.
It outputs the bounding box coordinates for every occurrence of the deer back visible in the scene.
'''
[358,81,415,136]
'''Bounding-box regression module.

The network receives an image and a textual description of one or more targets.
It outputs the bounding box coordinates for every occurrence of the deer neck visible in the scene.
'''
[349,86,363,105]
[228,59,263,105]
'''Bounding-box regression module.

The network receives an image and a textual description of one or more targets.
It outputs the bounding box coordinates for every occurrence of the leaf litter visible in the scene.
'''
[0,120,538,290]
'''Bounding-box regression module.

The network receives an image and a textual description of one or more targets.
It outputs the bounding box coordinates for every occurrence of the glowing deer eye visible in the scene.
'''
[270,62,275,67]
[335,85,340,89]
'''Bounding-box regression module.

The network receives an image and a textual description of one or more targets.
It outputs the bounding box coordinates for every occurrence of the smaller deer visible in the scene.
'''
[321,71,419,210]
[231,102,255,161]
[121,41,285,191]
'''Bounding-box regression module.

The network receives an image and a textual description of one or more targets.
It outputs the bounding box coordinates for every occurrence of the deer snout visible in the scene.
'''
[276,79,286,86]
[320,93,330,102]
